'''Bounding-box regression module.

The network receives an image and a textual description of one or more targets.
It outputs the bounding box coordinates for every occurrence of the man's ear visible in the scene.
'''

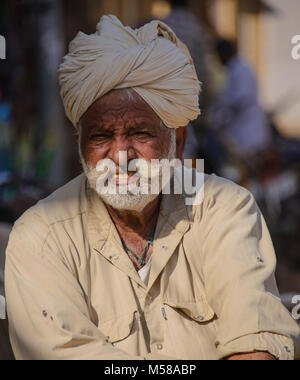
[176,126,188,160]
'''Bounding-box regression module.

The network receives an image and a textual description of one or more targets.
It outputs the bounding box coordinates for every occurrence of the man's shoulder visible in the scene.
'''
[203,173,252,204]
[14,174,87,231]
[6,174,88,263]
[183,172,254,220]
[183,172,258,231]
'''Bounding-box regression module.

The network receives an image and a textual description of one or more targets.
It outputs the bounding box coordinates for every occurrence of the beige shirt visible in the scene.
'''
[5,173,300,360]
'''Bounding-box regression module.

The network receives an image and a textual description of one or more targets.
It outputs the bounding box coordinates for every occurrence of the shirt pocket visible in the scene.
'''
[98,310,137,344]
[163,298,215,323]
[161,299,217,359]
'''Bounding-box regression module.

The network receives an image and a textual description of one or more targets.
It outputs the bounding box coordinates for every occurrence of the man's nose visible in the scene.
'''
[109,137,136,167]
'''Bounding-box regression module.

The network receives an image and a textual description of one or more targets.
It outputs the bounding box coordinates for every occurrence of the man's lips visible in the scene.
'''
[110,173,139,186]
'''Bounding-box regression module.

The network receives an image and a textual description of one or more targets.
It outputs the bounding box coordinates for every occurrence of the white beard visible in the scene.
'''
[80,130,177,212]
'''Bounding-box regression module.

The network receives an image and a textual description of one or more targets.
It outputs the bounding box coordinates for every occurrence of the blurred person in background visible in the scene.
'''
[163,0,211,108]
[209,39,272,162]
[0,79,13,182]
[162,0,213,160]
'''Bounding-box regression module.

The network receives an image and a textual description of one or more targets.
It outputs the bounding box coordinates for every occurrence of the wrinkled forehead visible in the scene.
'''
[90,88,142,110]
[80,88,163,130]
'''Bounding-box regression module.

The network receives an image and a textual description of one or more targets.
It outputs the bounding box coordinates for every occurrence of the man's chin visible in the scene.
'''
[97,192,159,212]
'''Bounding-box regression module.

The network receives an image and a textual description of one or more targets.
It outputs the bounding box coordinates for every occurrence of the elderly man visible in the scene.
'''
[5,15,300,360]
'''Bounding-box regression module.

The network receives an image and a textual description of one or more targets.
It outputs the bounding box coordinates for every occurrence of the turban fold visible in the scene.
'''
[58,15,201,129]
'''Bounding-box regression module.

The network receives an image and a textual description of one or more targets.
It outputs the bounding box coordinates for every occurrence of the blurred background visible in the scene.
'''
[0,0,300,358]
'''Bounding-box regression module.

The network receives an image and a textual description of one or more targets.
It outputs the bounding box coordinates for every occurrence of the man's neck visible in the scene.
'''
[106,196,161,237]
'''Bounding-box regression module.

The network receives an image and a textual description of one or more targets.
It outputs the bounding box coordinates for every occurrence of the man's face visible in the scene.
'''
[79,89,184,211]
[80,89,172,170]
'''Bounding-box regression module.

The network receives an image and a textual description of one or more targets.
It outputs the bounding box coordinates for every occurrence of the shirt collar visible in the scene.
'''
[86,178,191,288]
[86,179,191,244]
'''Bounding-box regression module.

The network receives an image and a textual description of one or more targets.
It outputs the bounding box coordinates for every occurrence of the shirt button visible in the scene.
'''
[156,344,163,350]
[284,346,291,353]
[162,245,168,251]
[109,255,119,261]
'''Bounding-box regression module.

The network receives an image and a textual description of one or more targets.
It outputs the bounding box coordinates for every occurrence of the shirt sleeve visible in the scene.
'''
[200,178,300,360]
[4,211,169,360]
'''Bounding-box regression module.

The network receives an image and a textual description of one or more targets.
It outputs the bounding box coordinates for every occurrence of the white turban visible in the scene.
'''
[58,15,201,129]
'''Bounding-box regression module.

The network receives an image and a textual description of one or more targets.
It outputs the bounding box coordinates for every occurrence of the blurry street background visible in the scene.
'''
[0,0,300,358]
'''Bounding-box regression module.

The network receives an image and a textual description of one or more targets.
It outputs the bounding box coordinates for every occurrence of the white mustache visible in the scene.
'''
[95,158,162,184]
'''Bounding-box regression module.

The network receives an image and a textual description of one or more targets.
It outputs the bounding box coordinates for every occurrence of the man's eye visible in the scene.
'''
[134,132,152,137]
[90,134,110,140]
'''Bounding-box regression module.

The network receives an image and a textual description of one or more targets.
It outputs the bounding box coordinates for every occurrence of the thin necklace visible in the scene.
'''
[122,226,156,268]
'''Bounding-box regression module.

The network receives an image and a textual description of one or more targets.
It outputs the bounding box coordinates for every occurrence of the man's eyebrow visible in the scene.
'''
[86,121,157,133]
[129,122,157,132]
[87,124,111,133]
